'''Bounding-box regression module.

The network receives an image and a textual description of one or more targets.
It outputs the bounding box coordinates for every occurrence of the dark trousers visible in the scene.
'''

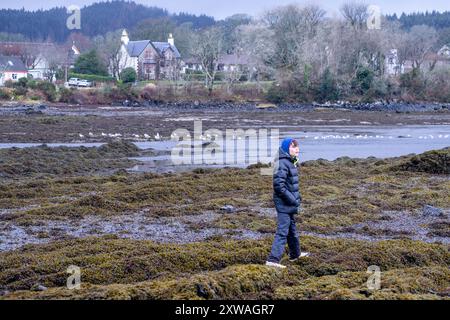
[268,212,300,263]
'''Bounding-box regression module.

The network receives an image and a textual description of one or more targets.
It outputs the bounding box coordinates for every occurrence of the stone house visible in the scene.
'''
[117,30,182,81]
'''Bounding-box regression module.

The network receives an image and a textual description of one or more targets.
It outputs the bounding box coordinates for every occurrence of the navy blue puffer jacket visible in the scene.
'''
[273,148,301,214]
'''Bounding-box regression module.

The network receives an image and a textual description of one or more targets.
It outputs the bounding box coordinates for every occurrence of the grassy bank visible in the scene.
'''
[1,77,450,105]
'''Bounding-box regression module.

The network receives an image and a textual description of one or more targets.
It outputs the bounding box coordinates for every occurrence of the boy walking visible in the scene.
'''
[266,138,309,269]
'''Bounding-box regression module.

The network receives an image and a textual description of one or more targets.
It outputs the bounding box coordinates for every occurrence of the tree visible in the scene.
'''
[398,25,438,70]
[73,49,108,76]
[318,68,339,101]
[218,14,252,53]
[340,2,369,29]
[131,17,176,42]
[438,27,450,47]
[120,67,137,83]
[191,27,224,95]
[352,66,374,94]
[42,45,67,82]
[302,5,326,37]
[262,4,326,72]
[93,30,123,79]
[173,22,195,58]
[235,22,276,83]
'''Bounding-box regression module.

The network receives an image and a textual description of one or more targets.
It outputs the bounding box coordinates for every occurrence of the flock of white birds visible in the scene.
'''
[308,134,449,140]
[77,132,450,141]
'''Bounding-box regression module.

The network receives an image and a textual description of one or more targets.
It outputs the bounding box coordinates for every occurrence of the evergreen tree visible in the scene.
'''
[73,49,108,76]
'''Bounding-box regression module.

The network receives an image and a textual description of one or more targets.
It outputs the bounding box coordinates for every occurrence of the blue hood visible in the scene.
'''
[281,138,294,154]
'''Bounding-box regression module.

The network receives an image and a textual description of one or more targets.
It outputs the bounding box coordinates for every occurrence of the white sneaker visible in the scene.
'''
[289,252,310,262]
[265,261,287,269]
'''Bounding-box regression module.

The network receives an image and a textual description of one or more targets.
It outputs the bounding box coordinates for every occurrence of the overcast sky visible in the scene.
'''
[2,0,450,19]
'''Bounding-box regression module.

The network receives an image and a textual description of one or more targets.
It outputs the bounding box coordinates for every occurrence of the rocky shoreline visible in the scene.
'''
[1,100,450,115]
[120,100,450,112]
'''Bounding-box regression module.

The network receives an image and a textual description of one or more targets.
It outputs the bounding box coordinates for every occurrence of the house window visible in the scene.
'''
[145,50,153,59]
[12,74,17,80]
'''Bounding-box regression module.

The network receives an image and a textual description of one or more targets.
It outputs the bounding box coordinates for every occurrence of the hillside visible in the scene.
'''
[0,0,215,42]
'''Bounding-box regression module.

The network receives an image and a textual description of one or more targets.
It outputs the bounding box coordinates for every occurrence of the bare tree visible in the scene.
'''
[302,5,326,37]
[21,44,45,70]
[340,2,369,29]
[398,25,438,71]
[93,30,124,79]
[42,45,66,82]
[191,27,223,95]
[235,22,276,84]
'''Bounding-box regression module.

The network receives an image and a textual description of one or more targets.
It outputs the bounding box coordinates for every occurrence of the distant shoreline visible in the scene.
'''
[1,100,450,113]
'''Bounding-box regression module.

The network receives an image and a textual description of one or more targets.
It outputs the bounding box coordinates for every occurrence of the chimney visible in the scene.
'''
[121,29,129,45]
[168,33,174,46]
[71,41,80,55]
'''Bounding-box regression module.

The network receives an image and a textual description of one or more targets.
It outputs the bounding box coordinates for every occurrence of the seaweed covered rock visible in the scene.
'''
[0,264,286,300]
[394,148,450,174]
[98,140,140,157]
[274,266,450,300]
[0,140,141,179]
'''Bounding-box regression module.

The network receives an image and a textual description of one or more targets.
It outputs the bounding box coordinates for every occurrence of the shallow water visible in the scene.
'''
[130,125,450,172]
[1,125,449,173]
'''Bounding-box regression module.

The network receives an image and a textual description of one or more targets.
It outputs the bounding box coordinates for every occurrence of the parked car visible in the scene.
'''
[77,79,93,87]
[67,78,94,88]
[68,78,80,86]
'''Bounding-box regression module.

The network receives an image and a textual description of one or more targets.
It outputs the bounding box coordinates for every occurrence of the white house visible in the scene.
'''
[0,55,28,86]
[28,42,80,81]
[385,49,404,76]
[438,45,450,57]
[0,42,81,81]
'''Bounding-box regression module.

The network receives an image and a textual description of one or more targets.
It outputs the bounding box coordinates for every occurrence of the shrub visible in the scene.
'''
[140,85,158,100]
[59,87,77,103]
[73,49,108,76]
[265,83,287,104]
[182,73,206,81]
[36,81,56,102]
[16,77,28,88]
[119,67,137,83]
[105,83,138,101]
[0,88,11,100]
[424,68,450,102]
[214,72,225,81]
[27,79,39,89]
[316,68,339,102]
[352,66,374,94]
[13,86,27,96]
[3,80,14,88]
[400,68,426,98]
